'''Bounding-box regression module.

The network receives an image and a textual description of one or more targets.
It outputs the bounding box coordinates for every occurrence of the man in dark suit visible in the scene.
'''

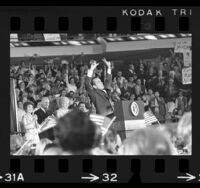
[85,58,114,117]
[124,64,136,79]
[34,97,55,140]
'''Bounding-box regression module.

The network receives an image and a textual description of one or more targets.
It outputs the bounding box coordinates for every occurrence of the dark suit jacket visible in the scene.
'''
[34,108,55,140]
[85,74,113,116]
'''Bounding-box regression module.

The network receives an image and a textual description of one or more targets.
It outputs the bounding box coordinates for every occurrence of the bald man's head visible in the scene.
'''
[41,97,49,110]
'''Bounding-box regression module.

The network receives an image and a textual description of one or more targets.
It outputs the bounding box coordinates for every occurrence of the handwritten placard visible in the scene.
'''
[183,50,192,67]
[174,40,191,53]
[182,67,192,84]
[43,34,61,41]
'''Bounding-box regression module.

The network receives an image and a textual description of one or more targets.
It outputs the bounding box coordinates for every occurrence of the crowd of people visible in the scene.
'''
[10,49,192,155]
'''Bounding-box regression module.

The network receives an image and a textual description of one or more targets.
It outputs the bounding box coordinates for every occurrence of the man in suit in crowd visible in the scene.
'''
[150,91,166,123]
[34,97,55,140]
[125,64,136,79]
[85,58,114,117]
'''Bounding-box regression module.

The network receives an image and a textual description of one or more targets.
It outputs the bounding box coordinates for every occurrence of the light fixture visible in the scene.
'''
[61,41,67,45]
[68,40,82,45]
[87,40,96,44]
[159,34,168,38]
[21,42,29,46]
[167,34,176,38]
[80,41,88,44]
[180,33,187,37]
[129,36,137,40]
[144,35,158,40]
[14,43,20,46]
[106,37,115,41]
[52,42,61,45]
[116,38,123,41]
[10,43,15,48]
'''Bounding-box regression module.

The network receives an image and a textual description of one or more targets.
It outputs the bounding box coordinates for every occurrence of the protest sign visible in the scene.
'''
[174,40,191,53]
[183,50,192,67]
[182,67,192,84]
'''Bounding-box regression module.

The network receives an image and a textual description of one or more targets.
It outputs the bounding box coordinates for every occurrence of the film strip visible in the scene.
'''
[0,4,199,183]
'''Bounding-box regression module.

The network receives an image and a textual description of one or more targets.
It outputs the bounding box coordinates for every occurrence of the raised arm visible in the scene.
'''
[85,60,99,102]
[102,58,112,87]
[64,64,70,87]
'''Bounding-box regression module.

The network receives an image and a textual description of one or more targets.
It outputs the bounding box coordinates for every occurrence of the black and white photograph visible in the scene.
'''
[10,33,192,156]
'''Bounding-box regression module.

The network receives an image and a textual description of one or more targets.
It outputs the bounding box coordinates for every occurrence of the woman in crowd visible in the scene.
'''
[56,97,70,118]
[22,101,40,144]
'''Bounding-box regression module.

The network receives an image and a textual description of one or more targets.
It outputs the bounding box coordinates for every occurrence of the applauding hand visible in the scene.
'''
[89,60,99,70]
[102,58,111,69]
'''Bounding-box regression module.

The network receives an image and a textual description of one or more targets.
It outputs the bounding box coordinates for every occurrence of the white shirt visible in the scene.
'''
[67,84,77,93]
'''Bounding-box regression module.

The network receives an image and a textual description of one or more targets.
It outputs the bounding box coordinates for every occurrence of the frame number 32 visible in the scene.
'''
[102,173,118,182]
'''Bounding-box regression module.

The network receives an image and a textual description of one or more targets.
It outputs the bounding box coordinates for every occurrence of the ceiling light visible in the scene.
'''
[167,34,176,38]
[81,41,87,44]
[107,38,115,41]
[159,34,168,38]
[88,40,96,44]
[53,42,60,45]
[129,36,137,40]
[116,38,123,41]
[68,41,82,45]
[144,35,158,40]
[21,42,29,46]
[61,41,67,45]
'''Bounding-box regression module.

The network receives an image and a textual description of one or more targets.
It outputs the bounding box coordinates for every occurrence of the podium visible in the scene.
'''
[111,100,146,141]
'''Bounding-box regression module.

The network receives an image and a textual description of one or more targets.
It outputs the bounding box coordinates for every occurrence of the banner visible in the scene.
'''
[10,34,18,42]
[183,50,192,67]
[43,34,61,41]
[182,67,192,85]
[174,40,191,53]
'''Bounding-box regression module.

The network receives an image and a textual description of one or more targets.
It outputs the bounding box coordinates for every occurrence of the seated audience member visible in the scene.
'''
[176,112,192,155]
[60,89,67,97]
[67,91,75,106]
[78,102,89,114]
[111,80,121,96]
[130,93,136,101]
[175,91,187,116]
[115,71,126,88]
[127,76,136,89]
[118,128,176,155]
[135,78,146,94]
[125,64,136,79]
[142,94,149,111]
[146,89,155,102]
[54,109,99,155]
[120,79,132,100]
[150,91,166,122]
[56,97,70,118]
[165,97,176,121]
[164,78,178,102]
